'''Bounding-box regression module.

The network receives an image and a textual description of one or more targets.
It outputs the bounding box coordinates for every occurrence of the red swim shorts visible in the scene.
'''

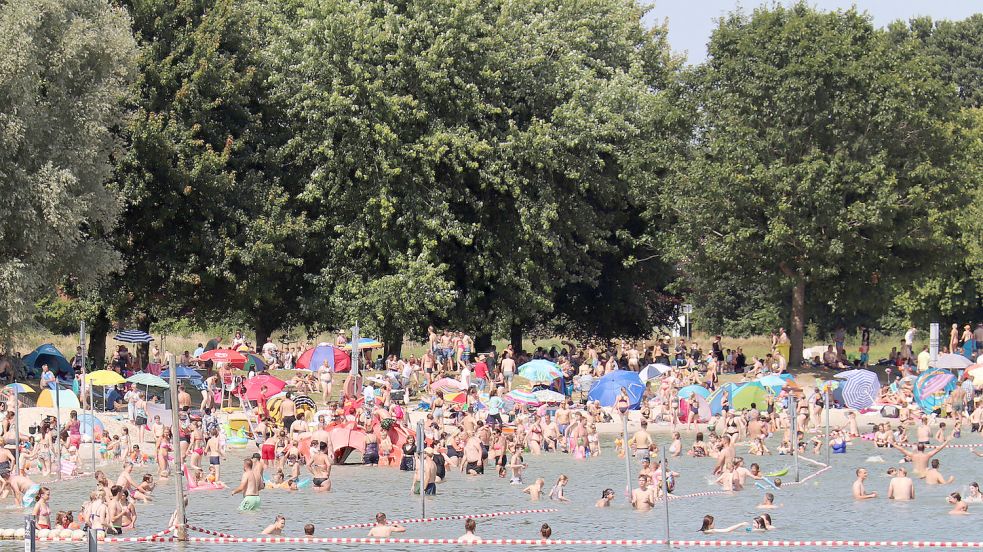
[261,443,275,461]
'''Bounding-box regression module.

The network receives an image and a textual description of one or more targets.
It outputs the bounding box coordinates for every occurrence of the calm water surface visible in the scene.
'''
[5,435,981,551]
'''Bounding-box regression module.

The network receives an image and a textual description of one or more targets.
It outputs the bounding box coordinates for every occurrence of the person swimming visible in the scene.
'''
[698,514,747,533]
[965,482,982,503]
[947,492,968,515]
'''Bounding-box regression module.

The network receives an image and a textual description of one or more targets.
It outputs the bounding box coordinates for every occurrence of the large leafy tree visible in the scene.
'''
[669,3,963,366]
[268,0,681,351]
[0,0,136,350]
[881,16,983,327]
[91,0,308,361]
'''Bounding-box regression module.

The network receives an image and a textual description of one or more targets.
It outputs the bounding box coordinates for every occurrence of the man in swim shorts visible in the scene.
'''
[232,458,262,511]
[205,428,224,482]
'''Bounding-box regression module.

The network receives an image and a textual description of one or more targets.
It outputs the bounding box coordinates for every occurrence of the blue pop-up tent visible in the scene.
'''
[22,344,72,378]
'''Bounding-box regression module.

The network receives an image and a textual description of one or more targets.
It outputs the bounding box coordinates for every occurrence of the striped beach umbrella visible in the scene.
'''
[506,390,540,405]
[835,369,880,410]
[533,389,566,403]
[431,377,465,394]
[114,329,154,343]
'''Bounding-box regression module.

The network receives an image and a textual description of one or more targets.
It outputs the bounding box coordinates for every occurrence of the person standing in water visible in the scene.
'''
[596,488,615,508]
[887,467,914,501]
[852,468,877,499]
[631,475,655,511]
[231,458,262,511]
[309,441,332,491]
[457,518,481,543]
[367,512,406,537]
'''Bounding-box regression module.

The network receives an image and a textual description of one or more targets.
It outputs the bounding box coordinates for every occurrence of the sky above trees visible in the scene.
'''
[647,0,981,63]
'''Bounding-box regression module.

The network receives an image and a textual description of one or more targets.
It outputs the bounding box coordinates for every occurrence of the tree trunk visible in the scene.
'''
[789,275,806,369]
[474,332,492,353]
[136,315,152,370]
[88,308,111,370]
[510,323,523,355]
[255,318,270,353]
[383,326,403,359]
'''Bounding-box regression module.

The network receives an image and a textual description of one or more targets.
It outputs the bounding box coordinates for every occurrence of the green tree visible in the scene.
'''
[93,0,309,360]
[0,0,136,349]
[268,0,682,350]
[669,3,963,367]
[883,17,983,326]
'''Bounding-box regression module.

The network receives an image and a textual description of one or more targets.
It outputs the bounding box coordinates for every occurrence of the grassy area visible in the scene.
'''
[15,328,925,368]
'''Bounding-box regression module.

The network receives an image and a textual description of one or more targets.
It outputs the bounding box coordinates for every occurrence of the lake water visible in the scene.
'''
[4,434,981,551]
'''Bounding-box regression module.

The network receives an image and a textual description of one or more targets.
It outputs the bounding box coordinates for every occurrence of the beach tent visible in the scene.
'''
[708,383,737,415]
[731,382,769,410]
[36,388,81,409]
[677,384,710,400]
[22,344,72,378]
[639,363,672,381]
[160,365,206,390]
[587,370,645,409]
[78,412,105,441]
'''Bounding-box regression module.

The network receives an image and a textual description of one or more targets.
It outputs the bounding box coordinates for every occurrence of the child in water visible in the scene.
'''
[523,478,545,500]
[549,475,570,502]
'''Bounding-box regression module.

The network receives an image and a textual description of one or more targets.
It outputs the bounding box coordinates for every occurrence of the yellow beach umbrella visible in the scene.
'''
[85,369,126,386]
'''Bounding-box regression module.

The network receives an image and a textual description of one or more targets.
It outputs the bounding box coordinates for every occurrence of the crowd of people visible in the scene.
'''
[0,321,980,541]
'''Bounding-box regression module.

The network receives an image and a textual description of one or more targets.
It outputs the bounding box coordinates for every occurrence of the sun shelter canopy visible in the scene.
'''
[37,388,81,409]
[23,344,72,378]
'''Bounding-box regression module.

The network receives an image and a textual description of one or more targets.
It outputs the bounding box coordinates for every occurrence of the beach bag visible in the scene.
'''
[880,405,899,418]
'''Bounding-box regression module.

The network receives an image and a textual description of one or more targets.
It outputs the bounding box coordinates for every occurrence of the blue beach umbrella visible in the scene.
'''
[587,370,645,409]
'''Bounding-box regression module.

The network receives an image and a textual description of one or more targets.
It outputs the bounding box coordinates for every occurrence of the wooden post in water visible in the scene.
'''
[417,420,426,517]
[54,380,61,481]
[622,414,631,501]
[661,444,671,549]
[81,321,96,473]
[824,388,831,465]
[167,357,187,540]
[791,395,800,482]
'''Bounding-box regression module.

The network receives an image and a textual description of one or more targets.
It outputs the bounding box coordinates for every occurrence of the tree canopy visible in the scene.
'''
[668,3,964,364]
[0,0,136,348]
[1,0,978,357]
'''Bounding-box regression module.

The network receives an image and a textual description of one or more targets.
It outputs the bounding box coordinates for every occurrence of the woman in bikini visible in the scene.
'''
[33,487,52,529]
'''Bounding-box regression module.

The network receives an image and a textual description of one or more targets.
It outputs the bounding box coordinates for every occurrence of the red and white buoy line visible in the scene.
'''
[319,508,559,531]
[87,536,983,547]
